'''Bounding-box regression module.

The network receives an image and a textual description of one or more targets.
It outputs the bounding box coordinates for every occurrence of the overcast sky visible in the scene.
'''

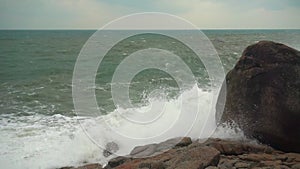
[0,0,299,29]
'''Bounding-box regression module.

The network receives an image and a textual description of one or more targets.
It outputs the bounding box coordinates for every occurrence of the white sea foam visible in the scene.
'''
[0,85,245,169]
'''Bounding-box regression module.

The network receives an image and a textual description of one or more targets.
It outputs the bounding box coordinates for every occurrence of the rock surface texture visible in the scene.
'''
[60,138,300,169]
[217,41,300,153]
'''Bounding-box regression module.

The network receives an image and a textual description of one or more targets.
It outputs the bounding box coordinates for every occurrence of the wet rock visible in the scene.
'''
[238,153,278,162]
[260,160,282,166]
[103,142,119,157]
[75,164,103,169]
[61,138,300,169]
[130,143,158,158]
[174,137,192,147]
[204,138,273,155]
[217,158,237,168]
[60,163,103,169]
[138,161,165,169]
[106,156,129,168]
[286,153,300,162]
[130,137,192,158]
[217,41,300,153]
[277,165,291,169]
[234,162,250,168]
[110,138,220,169]
[166,146,220,169]
[292,163,300,169]
[205,166,219,169]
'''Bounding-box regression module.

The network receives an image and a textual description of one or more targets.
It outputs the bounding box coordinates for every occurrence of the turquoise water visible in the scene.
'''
[0,29,300,169]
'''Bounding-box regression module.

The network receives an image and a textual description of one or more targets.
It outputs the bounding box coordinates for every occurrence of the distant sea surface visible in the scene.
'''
[0,29,299,169]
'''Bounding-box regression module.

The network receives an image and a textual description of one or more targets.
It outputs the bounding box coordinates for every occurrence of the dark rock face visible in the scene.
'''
[217,41,300,153]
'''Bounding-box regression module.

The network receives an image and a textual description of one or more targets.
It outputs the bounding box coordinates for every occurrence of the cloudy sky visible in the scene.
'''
[0,0,299,29]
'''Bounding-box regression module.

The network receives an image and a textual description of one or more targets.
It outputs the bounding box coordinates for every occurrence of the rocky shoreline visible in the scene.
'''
[60,137,300,169]
[60,41,300,169]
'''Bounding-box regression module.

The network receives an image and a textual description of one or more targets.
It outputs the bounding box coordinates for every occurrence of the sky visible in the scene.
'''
[0,0,299,29]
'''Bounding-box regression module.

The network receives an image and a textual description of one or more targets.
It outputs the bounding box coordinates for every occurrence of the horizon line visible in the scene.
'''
[0,28,300,31]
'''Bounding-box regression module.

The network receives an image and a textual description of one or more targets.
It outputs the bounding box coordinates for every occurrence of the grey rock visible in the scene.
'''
[103,142,119,157]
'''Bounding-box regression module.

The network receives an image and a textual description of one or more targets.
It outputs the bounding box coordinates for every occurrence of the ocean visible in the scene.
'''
[0,29,300,169]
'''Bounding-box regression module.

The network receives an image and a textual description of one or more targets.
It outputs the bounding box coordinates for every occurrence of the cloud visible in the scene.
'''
[0,0,131,29]
[0,0,299,29]
[157,0,300,29]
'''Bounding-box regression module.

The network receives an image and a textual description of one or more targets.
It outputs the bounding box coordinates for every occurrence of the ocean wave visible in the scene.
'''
[0,85,245,169]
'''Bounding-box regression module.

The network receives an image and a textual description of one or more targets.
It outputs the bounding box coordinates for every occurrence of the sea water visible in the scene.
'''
[0,29,300,169]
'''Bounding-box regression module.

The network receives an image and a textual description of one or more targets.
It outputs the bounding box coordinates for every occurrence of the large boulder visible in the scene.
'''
[217,41,300,153]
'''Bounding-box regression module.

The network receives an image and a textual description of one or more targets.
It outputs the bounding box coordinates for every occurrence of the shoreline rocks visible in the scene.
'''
[217,41,300,153]
[60,41,300,169]
[61,137,300,169]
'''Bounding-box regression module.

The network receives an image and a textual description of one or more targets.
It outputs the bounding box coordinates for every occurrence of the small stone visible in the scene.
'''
[175,137,192,147]
[103,142,119,157]
[239,153,276,162]
[260,160,282,166]
[205,166,219,169]
[278,165,290,169]
[286,153,300,162]
[107,156,128,168]
[282,162,298,167]
[276,155,288,161]
[292,163,300,169]
[74,163,103,169]
[139,163,151,169]
[218,159,237,168]
[234,162,250,168]
[204,138,273,155]
[130,144,158,157]
[138,162,165,169]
